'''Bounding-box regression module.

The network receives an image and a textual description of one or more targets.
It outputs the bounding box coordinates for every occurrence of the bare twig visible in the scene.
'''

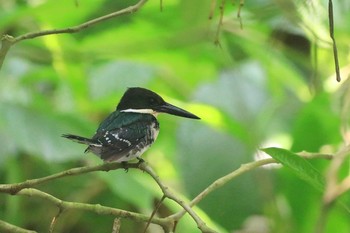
[298,151,334,160]
[170,152,333,221]
[169,158,275,221]
[0,219,37,233]
[214,0,226,46]
[0,0,149,70]
[235,0,244,29]
[143,195,166,233]
[328,0,341,82]
[49,208,64,233]
[0,162,139,194]
[17,188,169,227]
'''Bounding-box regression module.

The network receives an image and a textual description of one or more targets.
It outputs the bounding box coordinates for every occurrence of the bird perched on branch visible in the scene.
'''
[62,87,200,163]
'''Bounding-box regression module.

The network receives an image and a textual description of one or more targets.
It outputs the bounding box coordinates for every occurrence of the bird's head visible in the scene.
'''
[117,87,200,119]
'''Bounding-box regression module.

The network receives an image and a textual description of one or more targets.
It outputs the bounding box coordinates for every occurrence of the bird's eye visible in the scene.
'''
[149,98,156,104]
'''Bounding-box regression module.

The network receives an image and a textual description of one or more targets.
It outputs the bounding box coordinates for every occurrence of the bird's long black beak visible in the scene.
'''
[156,102,200,119]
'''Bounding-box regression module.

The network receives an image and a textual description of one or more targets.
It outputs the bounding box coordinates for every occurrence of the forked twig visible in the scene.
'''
[0,0,149,69]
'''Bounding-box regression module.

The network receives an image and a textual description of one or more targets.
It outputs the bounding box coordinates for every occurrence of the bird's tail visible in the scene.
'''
[62,134,94,145]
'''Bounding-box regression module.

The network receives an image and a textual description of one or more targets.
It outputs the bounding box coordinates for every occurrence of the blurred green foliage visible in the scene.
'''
[0,0,350,232]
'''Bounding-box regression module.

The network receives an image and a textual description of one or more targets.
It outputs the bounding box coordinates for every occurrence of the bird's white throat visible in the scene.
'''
[121,108,159,117]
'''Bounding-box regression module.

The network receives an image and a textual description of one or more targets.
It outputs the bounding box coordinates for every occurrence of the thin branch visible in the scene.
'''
[0,0,149,70]
[0,162,140,194]
[235,0,244,29]
[49,208,64,233]
[0,219,37,233]
[328,0,341,82]
[169,158,275,220]
[143,195,166,233]
[17,188,170,228]
[298,151,334,160]
[13,0,147,43]
[214,0,225,46]
[188,158,275,208]
[170,152,333,220]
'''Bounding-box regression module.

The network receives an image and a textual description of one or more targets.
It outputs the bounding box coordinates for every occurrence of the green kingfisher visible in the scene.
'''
[62,87,200,162]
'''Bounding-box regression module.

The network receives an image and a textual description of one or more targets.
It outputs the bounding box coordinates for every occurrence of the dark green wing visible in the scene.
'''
[96,111,155,132]
[90,111,159,161]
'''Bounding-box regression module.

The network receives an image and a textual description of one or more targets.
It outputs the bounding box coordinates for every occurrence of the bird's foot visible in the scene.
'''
[137,157,145,163]
[137,157,146,171]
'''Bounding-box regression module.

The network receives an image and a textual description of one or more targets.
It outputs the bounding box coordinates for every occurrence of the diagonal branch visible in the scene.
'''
[169,152,333,221]
[0,0,149,69]
[139,162,218,233]
[168,158,275,221]
[16,188,170,228]
[0,219,37,233]
[0,161,140,194]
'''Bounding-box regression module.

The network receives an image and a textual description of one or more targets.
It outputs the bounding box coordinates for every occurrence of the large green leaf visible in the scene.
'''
[262,147,324,191]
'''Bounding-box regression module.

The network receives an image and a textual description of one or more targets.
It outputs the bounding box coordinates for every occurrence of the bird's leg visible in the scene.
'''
[121,161,129,173]
[122,158,144,172]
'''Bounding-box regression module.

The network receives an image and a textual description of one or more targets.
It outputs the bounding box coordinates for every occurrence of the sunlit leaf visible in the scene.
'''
[262,147,324,191]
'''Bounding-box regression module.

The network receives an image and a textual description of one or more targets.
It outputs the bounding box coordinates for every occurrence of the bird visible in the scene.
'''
[62,87,200,163]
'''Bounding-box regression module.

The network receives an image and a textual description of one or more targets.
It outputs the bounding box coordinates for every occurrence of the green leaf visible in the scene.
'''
[262,147,324,191]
